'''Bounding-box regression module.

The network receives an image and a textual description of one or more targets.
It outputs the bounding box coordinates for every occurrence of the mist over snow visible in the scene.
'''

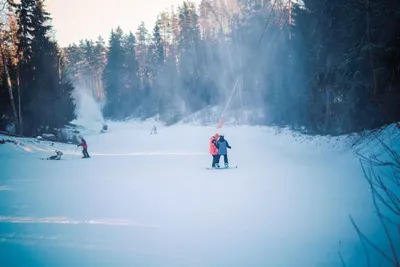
[72,88,105,130]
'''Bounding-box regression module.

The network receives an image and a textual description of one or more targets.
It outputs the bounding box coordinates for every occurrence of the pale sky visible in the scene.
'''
[45,0,201,47]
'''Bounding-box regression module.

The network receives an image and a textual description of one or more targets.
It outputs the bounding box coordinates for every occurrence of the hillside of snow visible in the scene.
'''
[1,97,399,266]
[1,120,399,266]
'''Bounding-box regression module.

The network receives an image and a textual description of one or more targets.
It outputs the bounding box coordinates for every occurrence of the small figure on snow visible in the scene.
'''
[43,150,63,160]
[216,134,232,168]
[209,133,219,168]
[150,126,157,135]
[77,137,90,158]
[102,123,108,132]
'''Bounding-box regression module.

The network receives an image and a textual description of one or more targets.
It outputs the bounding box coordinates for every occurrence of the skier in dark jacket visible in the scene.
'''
[43,150,63,160]
[77,137,90,158]
[216,134,231,168]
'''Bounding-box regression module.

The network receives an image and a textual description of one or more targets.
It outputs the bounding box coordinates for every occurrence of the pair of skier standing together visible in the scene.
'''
[209,133,232,168]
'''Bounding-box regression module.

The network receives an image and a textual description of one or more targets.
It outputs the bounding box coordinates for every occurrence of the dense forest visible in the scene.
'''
[0,0,75,136]
[0,0,399,136]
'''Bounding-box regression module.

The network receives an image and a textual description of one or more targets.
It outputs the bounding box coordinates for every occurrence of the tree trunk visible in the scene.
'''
[0,40,19,134]
[16,68,23,135]
[325,89,331,134]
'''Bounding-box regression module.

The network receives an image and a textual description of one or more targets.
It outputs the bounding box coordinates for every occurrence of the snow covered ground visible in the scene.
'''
[0,119,398,267]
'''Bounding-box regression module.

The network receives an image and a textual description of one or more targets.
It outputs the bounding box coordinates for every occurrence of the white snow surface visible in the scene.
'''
[0,120,399,267]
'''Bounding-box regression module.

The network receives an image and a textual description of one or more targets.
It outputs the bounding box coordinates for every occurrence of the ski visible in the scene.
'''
[206,166,237,170]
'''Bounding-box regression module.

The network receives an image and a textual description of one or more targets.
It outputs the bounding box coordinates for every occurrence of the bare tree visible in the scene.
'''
[348,130,400,266]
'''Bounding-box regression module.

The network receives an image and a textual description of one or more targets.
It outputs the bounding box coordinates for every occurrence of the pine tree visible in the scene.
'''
[159,11,172,56]
[159,9,183,123]
[13,0,75,136]
[82,39,96,90]
[65,43,83,81]
[64,36,106,100]
[177,1,206,112]
[103,27,125,119]
[199,0,216,40]
[152,18,165,67]
[92,36,107,100]
[122,31,140,114]
[145,18,166,117]
[135,22,151,93]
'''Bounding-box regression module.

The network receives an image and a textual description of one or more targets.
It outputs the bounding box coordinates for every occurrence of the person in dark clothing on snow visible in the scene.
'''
[43,150,63,160]
[216,134,231,168]
[77,137,90,158]
[150,126,157,134]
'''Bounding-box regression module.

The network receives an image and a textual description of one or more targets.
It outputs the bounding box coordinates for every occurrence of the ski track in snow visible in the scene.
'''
[0,121,398,267]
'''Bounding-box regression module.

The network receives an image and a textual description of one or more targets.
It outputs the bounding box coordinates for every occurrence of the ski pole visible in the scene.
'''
[73,146,78,158]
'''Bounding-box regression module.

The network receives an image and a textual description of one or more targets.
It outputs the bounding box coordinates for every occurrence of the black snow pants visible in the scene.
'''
[217,154,228,165]
[82,148,90,158]
[212,155,218,167]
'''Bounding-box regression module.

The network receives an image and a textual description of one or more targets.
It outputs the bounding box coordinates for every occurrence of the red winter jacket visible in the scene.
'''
[79,139,88,149]
[209,136,218,155]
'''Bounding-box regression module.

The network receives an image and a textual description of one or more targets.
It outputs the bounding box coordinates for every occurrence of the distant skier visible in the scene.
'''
[216,134,231,168]
[209,133,219,168]
[150,126,157,135]
[102,123,108,131]
[42,150,63,160]
[77,137,90,158]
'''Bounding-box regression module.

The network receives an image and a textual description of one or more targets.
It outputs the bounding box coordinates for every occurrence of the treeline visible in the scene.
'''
[1,0,398,136]
[65,0,400,134]
[294,0,400,134]
[0,0,75,136]
[66,0,294,125]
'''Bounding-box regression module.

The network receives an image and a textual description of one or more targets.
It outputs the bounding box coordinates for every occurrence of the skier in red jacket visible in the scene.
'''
[77,137,90,158]
[209,133,219,168]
